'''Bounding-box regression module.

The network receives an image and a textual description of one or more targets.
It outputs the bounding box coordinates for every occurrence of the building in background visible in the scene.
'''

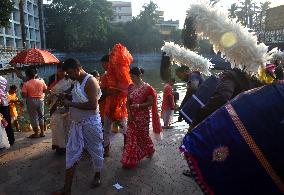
[0,0,46,50]
[264,5,284,49]
[156,11,179,40]
[156,20,179,36]
[110,1,132,23]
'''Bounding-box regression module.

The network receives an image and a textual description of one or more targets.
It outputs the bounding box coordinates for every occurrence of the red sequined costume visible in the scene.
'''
[104,43,133,121]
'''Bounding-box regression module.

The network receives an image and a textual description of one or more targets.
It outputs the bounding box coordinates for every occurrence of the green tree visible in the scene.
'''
[197,38,213,54]
[0,0,14,27]
[228,3,238,19]
[127,1,163,52]
[228,0,270,30]
[45,0,113,51]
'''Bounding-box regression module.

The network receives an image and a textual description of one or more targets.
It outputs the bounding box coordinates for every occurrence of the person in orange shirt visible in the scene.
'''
[22,68,47,138]
[7,85,22,132]
[161,78,176,128]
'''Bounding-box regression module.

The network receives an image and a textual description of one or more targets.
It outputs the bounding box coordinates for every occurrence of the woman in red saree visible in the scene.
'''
[121,67,162,168]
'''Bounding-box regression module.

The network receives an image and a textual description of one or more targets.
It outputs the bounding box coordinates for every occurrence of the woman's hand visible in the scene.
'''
[130,104,140,109]
[128,113,133,122]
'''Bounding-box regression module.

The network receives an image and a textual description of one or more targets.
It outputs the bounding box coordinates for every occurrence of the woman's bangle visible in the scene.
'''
[137,104,140,109]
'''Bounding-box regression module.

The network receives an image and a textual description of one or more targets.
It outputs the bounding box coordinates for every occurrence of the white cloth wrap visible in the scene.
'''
[66,114,103,171]
[66,74,103,171]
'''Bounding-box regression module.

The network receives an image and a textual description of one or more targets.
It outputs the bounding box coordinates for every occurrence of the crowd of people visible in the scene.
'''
[0,43,180,195]
[0,41,283,195]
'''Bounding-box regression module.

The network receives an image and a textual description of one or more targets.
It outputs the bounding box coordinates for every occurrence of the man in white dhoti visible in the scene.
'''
[47,63,73,155]
[52,58,103,195]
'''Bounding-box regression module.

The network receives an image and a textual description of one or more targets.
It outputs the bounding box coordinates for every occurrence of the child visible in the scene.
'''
[7,85,21,132]
[161,78,176,128]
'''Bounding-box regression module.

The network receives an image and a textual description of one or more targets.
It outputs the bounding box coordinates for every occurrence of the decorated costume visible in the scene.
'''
[179,3,281,195]
[121,83,162,168]
[103,44,133,149]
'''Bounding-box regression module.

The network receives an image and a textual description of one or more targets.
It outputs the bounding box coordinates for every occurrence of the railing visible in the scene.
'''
[0,46,25,52]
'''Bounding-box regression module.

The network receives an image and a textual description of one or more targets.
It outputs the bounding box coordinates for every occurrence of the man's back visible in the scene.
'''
[22,79,47,99]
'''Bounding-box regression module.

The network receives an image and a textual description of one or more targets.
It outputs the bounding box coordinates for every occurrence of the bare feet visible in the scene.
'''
[90,173,101,188]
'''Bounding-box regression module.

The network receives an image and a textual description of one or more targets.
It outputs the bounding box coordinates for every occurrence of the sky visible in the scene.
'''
[43,0,283,28]
[110,0,283,28]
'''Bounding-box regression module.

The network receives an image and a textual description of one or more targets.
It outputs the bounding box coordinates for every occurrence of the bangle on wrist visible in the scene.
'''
[137,104,140,108]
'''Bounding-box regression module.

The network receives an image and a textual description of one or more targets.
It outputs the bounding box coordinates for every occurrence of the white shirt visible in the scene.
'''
[0,76,8,106]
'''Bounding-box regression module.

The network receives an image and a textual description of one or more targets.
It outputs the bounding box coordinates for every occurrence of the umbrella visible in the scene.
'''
[9,48,59,65]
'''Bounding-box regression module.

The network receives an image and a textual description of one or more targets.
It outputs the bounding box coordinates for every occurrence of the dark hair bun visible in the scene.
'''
[139,68,144,75]
[130,66,144,77]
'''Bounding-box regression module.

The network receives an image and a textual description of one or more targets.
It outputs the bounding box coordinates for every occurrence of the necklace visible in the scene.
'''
[133,81,144,89]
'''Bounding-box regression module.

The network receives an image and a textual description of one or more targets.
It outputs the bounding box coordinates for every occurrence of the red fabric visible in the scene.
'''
[161,84,175,112]
[105,91,128,120]
[121,83,162,168]
[184,152,214,195]
[10,48,59,65]
[104,43,133,121]
[100,73,108,88]
[107,43,132,90]
[147,85,163,135]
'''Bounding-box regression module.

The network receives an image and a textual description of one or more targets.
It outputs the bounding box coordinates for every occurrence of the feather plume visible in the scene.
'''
[186,4,276,74]
[161,42,213,76]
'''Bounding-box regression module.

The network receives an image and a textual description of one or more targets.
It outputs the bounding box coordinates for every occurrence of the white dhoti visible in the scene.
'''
[66,112,104,171]
[66,74,104,171]
[51,112,71,148]
[49,78,73,149]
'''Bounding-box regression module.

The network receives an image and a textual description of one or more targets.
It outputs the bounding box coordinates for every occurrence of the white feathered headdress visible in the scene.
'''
[186,3,275,74]
[161,42,213,76]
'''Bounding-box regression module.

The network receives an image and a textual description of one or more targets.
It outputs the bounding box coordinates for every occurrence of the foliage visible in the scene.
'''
[111,1,164,52]
[182,16,197,50]
[0,0,14,27]
[197,38,214,55]
[45,0,113,51]
[228,0,271,29]
[45,0,181,52]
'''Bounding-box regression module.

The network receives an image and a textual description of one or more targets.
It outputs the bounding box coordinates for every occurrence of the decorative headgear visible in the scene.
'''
[161,42,213,76]
[107,43,133,90]
[186,3,276,74]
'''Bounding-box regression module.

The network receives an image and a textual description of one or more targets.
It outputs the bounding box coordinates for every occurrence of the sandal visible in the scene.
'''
[40,134,45,137]
[28,134,40,139]
[183,169,194,177]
